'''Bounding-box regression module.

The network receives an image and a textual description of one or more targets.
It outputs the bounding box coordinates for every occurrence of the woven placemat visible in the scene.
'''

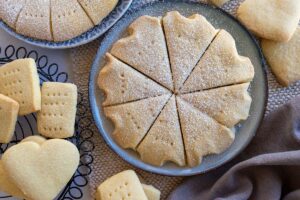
[70,0,300,199]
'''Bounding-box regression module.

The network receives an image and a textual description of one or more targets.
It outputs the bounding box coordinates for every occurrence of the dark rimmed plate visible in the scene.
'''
[89,0,268,176]
[0,0,132,49]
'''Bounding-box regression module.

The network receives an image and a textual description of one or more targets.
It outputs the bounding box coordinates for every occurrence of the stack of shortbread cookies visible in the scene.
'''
[98,11,255,167]
[0,0,118,41]
[0,58,80,199]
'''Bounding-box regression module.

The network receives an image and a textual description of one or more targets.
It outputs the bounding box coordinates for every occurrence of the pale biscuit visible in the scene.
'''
[0,58,41,116]
[2,139,80,200]
[0,94,19,143]
[163,11,218,92]
[177,97,235,167]
[111,15,174,91]
[237,0,300,42]
[98,54,170,106]
[78,0,118,25]
[262,27,300,86]
[137,95,186,167]
[21,135,47,145]
[96,170,148,200]
[16,0,52,41]
[37,82,77,138]
[0,136,46,199]
[104,94,171,149]
[0,0,26,29]
[51,0,93,41]
[180,83,252,128]
[142,184,161,200]
[210,0,230,7]
[180,30,254,93]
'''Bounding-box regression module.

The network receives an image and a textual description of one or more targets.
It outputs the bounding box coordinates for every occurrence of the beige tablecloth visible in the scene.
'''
[70,0,300,199]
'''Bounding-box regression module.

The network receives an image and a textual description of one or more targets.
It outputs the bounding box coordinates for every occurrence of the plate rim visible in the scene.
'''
[0,0,133,49]
[88,0,269,176]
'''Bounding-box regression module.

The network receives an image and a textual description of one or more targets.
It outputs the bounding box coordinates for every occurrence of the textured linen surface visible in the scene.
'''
[70,0,300,199]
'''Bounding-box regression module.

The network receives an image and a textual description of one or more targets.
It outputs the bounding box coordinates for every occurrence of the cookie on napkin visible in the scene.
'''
[142,184,161,200]
[180,30,254,94]
[137,95,186,167]
[180,83,252,128]
[37,82,77,138]
[0,58,41,116]
[262,27,300,86]
[0,0,26,28]
[163,11,218,92]
[78,0,118,25]
[16,0,52,41]
[0,94,19,144]
[98,53,170,106]
[96,170,148,200]
[104,94,171,149]
[177,97,235,167]
[2,139,80,200]
[237,0,300,42]
[111,15,173,91]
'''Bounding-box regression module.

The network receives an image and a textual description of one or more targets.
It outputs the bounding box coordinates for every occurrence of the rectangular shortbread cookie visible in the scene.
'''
[0,58,41,116]
[0,94,19,143]
[96,170,148,200]
[37,82,77,138]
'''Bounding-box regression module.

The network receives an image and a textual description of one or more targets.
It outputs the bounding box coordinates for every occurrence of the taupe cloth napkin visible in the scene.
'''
[168,96,300,200]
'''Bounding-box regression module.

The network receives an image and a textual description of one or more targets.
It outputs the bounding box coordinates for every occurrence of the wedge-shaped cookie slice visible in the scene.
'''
[98,54,170,106]
[16,0,52,41]
[0,0,26,29]
[0,136,46,199]
[104,94,170,149]
[111,15,173,91]
[177,97,235,167]
[78,0,118,25]
[37,82,77,138]
[0,94,19,143]
[137,95,185,166]
[180,83,252,128]
[96,170,148,200]
[180,30,254,93]
[2,139,79,200]
[237,0,300,42]
[163,11,218,92]
[0,58,41,116]
[262,27,300,86]
[142,184,161,200]
[51,0,93,41]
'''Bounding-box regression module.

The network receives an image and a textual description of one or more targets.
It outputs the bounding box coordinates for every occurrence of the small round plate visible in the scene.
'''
[89,0,268,176]
[0,0,132,49]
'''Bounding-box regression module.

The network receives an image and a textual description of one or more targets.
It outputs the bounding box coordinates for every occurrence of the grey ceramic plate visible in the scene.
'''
[89,0,268,176]
[0,0,132,49]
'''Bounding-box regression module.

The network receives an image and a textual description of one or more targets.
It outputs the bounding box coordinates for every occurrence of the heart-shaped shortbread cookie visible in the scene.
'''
[2,139,79,200]
[237,0,300,42]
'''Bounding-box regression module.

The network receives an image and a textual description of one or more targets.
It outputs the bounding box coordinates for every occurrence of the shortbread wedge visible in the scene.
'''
[98,54,170,106]
[0,0,26,29]
[78,0,118,25]
[0,94,19,144]
[104,94,171,149]
[180,83,252,128]
[142,184,161,200]
[96,170,148,200]
[177,97,235,167]
[51,0,93,41]
[180,30,254,93]
[111,15,173,91]
[163,11,218,92]
[137,95,185,166]
[37,82,77,138]
[16,0,52,41]
[0,58,41,116]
